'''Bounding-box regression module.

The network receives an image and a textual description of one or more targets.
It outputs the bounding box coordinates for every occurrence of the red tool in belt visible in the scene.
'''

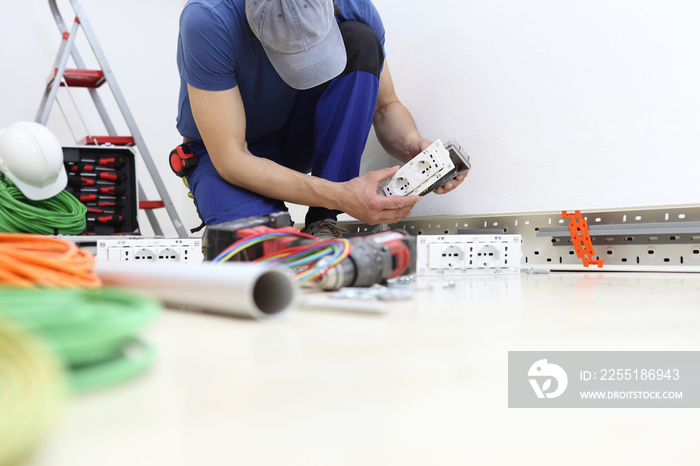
[169,144,198,177]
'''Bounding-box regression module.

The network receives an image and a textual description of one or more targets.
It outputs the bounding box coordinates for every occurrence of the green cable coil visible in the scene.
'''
[0,175,87,235]
[0,287,161,393]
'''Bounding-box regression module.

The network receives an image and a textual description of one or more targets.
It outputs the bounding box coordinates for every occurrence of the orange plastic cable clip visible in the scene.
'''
[562,210,604,268]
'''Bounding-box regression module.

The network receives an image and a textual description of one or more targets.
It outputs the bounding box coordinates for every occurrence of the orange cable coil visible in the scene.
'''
[0,233,101,288]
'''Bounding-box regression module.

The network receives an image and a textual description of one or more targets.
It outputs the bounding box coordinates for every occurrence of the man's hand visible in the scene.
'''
[408,137,433,156]
[431,170,469,195]
[408,137,469,195]
[338,166,419,225]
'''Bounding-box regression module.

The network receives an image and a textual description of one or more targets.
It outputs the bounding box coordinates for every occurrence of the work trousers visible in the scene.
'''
[184,21,384,226]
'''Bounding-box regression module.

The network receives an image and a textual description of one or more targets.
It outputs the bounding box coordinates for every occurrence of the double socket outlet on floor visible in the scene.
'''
[96,238,204,264]
[416,234,522,275]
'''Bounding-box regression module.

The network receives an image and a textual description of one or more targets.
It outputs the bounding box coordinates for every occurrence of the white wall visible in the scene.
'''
[366,0,700,218]
[3,1,700,236]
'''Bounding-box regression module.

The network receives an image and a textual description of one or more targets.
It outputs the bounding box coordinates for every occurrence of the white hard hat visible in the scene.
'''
[0,121,67,200]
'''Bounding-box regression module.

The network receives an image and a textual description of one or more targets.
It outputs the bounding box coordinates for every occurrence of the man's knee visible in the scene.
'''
[338,21,384,78]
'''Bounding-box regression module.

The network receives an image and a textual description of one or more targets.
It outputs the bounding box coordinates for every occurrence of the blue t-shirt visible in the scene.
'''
[176,0,385,143]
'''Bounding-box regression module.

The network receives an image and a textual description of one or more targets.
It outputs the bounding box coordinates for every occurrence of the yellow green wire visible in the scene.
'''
[0,316,66,466]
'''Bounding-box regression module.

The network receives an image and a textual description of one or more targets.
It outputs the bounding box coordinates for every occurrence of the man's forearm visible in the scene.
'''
[214,149,417,225]
[213,148,342,210]
[373,100,423,164]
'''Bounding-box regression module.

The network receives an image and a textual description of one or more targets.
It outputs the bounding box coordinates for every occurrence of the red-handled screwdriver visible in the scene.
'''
[80,156,126,169]
[85,201,122,208]
[68,177,119,188]
[86,215,125,226]
[69,177,94,188]
[73,171,127,182]
[87,207,119,215]
[79,194,117,202]
[68,163,115,173]
[80,186,125,196]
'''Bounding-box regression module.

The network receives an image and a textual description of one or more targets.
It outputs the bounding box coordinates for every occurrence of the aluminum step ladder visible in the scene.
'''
[36,0,188,238]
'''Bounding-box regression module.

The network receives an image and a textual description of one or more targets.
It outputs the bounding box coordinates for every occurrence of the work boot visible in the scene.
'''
[301,219,346,240]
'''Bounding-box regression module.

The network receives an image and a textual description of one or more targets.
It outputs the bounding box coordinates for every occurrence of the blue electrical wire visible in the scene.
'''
[213,230,351,284]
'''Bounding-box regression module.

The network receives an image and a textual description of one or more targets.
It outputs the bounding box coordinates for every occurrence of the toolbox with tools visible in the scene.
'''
[62,146,139,235]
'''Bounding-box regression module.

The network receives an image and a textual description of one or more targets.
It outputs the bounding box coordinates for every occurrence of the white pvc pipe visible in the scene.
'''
[94,261,296,320]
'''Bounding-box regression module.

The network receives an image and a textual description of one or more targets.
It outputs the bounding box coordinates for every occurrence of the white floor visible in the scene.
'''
[28,271,700,466]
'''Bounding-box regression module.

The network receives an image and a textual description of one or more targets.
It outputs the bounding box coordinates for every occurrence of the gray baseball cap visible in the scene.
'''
[245,0,347,90]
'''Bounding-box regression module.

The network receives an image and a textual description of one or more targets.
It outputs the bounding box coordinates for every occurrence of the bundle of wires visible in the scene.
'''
[0,287,160,393]
[0,233,100,288]
[0,288,160,465]
[0,233,160,392]
[0,233,161,463]
[0,315,65,466]
[212,230,351,285]
[0,175,87,235]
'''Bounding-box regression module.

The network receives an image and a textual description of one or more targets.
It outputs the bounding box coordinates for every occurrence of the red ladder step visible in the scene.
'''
[139,200,165,209]
[78,136,135,146]
[47,68,105,88]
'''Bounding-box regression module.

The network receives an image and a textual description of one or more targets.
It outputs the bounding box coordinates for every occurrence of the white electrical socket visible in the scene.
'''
[416,234,522,275]
[412,158,434,181]
[390,176,412,195]
[133,247,157,262]
[440,244,466,269]
[155,247,181,262]
[96,238,203,264]
[378,139,454,197]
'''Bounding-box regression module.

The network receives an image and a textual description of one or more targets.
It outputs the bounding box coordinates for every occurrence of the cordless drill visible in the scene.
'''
[204,212,416,290]
[312,229,414,291]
